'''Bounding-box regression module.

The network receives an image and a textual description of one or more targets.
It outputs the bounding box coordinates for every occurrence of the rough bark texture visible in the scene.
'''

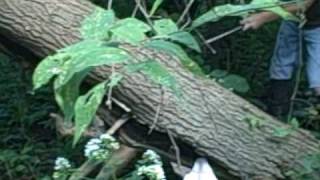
[0,0,319,179]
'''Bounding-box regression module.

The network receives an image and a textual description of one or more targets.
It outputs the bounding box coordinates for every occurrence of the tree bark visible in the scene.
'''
[0,0,319,179]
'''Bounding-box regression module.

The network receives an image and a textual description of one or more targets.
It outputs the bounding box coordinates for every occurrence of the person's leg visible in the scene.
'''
[315,88,320,96]
[268,21,300,118]
[304,26,320,97]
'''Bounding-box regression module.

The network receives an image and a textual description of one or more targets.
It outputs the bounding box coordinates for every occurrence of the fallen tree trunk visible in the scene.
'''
[0,0,319,179]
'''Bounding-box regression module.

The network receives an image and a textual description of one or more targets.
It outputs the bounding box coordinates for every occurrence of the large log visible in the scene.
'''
[0,0,319,179]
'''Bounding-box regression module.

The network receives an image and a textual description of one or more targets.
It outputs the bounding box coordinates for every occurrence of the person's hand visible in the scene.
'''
[240,12,270,31]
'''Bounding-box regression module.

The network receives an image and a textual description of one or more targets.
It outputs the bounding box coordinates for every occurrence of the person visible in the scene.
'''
[240,0,320,117]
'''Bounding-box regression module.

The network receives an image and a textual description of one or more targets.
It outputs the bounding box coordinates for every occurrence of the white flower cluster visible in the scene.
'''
[54,157,71,171]
[137,164,166,180]
[53,157,72,179]
[136,150,166,180]
[84,133,120,160]
[142,150,162,165]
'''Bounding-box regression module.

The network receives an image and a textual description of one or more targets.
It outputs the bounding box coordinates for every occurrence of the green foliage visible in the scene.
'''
[34,40,129,124]
[286,153,320,180]
[32,54,66,90]
[168,31,201,53]
[251,0,295,20]
[144,40,203,75]
[110,18,151,44]
[272,127,294,137]
[32,0,310,151]
[126,60,180,97]
[34,0,297,143]
[6,0,320,179]
[33,8,187,145]
[272,118,300,137]
[209,69,228,78]
[219,74,250,93]
[54,72,88,122]
[73,81,107,146]
[154,19,179,35]
[192,0,298,28]
[55,42,129,88]
[153,19,201,53]
[243,115,265,129]
[210,69,250,93]
[0,53,70,179]
[150,0,164,16]
[81,7,115,40]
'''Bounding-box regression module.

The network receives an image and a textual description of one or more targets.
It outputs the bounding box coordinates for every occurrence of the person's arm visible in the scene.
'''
[240,0,315,31]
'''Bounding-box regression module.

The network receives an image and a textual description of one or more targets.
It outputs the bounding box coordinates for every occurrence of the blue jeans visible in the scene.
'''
[270,21,320,89]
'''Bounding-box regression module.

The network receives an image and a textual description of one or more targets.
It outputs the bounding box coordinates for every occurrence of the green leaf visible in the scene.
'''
[73,81,107,146]
[209,69,228,78]
[168,31,201,52]
[54,69,91,122]
[289,118,299,129]
[55,41,129,89]
[33,54,68,90]
[266,7,297,20]
[272,118,300,138]
[150,0,164,16]
[153,19,178,36]
[58,39,105,54]
[192,4,249,28]
[144,40,204,75]
[81,8,116,40]
[192,1,298,29]
[33,39,111,90]
[251,0,298,21]
[125,60,180,97]
[272,127,294,137]
[243,115,264,129]
[218,74,250,93]
[110,18,151,44]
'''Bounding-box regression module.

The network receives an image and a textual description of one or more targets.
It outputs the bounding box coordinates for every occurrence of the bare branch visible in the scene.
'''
[167,128,182,171]
[106,114,130,135]
[177,0,195,25]
[195,30,217,54]
[107,0,113,9]
[134,0,153,26]
[205,26,242,44]
[95,145,139,180]
[148,87,164,134]
[111,97,132,113]
[131,4,139,17]
[106,66,115,110]
[50,113,104,137]
[69,159,103,180]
